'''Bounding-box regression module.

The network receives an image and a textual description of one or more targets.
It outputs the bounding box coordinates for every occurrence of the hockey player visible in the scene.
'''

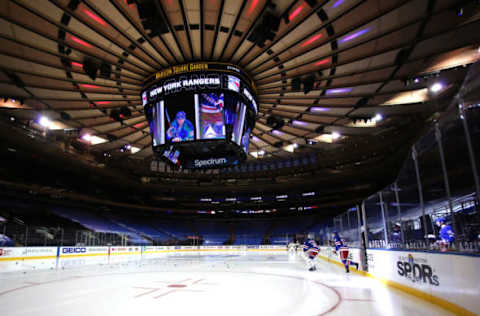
[435,217,454,251]
[303,234,319,271]
[332,232,359,273]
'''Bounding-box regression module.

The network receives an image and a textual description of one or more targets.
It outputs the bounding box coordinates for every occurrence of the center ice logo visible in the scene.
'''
[396,254,439,286]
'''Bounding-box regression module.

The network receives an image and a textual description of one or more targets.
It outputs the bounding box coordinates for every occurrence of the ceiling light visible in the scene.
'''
[283,143,297,152]
[310,107,329,112]
[39,116,52,129]
[131,146,140,154]
[429,82,444,93]
[292,120,306,126]
[373,114,383,122]
[83,135,107,145]
[331,132,341,140]
[81,134,92,142]
[326,88,352,95]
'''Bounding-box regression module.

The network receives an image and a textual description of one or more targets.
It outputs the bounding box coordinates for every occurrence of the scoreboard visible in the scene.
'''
[141,62,258,169]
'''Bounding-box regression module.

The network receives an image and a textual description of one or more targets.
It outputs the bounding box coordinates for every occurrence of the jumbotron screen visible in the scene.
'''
[142,63,257,169]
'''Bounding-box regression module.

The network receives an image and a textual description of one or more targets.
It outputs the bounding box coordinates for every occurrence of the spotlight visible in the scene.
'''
[429,82,444,93]
[457,7,463,16]
[39,116,52,129]
[9,116,15,122]
[413,78,420,84]
[373,114,383,122]
[331,132,341,140]
[81,134,92,142]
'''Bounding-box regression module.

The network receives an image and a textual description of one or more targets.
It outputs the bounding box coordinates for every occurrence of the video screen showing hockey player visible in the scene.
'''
[165,94,195,143]
[197,93,225,140]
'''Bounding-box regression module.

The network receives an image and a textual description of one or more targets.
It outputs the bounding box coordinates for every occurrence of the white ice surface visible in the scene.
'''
[0,251,454,316]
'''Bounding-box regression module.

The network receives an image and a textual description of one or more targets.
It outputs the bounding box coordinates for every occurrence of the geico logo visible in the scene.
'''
[62,247,87,254]
[397,261,439,286]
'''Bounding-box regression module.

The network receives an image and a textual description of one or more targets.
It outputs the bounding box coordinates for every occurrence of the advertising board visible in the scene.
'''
[366,249,479,315]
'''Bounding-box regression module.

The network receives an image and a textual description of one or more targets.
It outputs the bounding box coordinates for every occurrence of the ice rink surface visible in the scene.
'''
[0,251,454,316]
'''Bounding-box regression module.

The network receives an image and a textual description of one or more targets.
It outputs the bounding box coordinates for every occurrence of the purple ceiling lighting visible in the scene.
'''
[292,120,307,126]
[332,0,345,8]
[252,136,260,142]
[339,27,371,44]
[310,107,329,112]
[272,130,283,136]
[326,88,352,95]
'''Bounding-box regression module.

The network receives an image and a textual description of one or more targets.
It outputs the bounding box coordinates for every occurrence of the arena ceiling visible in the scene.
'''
[0,0,480,181]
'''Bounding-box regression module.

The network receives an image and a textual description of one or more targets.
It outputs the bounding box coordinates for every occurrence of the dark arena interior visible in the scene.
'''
[0,0,479,315]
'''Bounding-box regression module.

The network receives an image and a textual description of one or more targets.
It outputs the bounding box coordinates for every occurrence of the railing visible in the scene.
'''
[368,239,480,253]
[0,223,292,247]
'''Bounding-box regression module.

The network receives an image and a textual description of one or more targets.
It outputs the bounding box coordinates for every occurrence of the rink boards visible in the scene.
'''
[1,245,479,315]
[0,245,287,269]
[317,246,479,316]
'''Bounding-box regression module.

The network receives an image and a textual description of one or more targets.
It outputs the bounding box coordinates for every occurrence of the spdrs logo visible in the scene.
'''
[396,254,439,286]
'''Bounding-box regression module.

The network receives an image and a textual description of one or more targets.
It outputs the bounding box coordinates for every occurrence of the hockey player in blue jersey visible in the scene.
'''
[332,232,359,273]
[303,233,319,271]
[435,217,454,251]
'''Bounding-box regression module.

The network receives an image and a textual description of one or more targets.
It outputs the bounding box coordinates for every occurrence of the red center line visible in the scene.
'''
[192,278,204,284]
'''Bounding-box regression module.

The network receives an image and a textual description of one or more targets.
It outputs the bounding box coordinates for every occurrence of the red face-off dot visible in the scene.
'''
[168,284,187,288]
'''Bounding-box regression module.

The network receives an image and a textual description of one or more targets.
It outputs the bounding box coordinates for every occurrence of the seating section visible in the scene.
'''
[2,198,323,246]
[50,208,151,245]
[269,218,316,244]
[196,221,231,245]
[104,214,170,243]
[233,221,271,245]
